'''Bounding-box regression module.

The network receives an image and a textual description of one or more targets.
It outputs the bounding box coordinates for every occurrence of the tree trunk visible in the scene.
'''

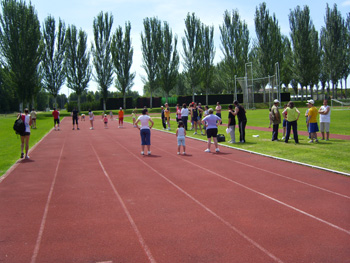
[150,90,153,109]
[103,99,106,112]
[192,85,195,102]
[206,88,209,106]
[123,92,126,110]
[78,95,81,112]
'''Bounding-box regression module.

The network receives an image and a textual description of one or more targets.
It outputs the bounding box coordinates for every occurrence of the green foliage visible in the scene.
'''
[41,16,66,106]
[111,21,135,109]
[0,0,42,108]
[65,25,91,111]
[158,21,179,101]
[141,17,162,108]
[91,12,114,111]
[182,13,203,101]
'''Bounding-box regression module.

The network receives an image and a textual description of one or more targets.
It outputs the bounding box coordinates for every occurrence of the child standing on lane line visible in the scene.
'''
[176,121,186,155]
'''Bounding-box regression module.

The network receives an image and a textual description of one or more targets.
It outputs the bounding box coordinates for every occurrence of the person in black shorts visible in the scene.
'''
[71,107,79,130]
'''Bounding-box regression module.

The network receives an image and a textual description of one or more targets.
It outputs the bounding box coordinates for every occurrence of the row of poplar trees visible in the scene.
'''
[0,0,349,112]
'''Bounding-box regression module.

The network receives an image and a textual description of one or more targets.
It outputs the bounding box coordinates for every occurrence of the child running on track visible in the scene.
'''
[118,107,124,128]
[176,121,186,155]
[89,110,94,130]
[132,109,137,127]
[103,114,108,128]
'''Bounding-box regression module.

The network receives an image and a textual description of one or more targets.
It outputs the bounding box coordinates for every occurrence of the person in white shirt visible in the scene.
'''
[135,108,154,155]
[180,103,189,130]
[318,99,331,140]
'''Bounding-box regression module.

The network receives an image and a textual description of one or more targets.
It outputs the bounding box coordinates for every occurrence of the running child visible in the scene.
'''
[132,109,137,127]
[89,109,94,130]
[118,107,124,128]
[103,114,108,128]
[176,121,186,155]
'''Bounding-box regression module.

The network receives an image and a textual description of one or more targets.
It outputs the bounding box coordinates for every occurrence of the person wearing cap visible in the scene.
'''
[318,99,331,140]
[271,99,281,141]
[282,101,300,144]
[307,99,319,143]
[118,107,124,128]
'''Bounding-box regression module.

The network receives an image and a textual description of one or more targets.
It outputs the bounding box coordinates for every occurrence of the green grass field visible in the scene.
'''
[1,107,349,177]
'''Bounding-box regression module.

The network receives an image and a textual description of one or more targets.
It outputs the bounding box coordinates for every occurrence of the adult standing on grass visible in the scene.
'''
[318,99,331,141]
[202,108,222,153]
[215,102,222,119]
[191,102,204,135]
[181,103,189,130]
[233,101,247,143]
[30,108,37,129]
[135,108,154,155]
[19,108,32,159]
[307,100,319,143]
[160,106,166,130]
[52,108,60,131]
[282,101,300,144]
[71,107,79,130]
[164,103,171,130]
[271,99,281,141]
[227,105,236,143]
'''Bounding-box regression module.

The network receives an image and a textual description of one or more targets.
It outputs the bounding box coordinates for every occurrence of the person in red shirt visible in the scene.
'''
[52,108,60,131]
[118,107,124,128]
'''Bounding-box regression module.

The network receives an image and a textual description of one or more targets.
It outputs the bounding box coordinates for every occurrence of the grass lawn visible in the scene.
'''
[1,107,349,177]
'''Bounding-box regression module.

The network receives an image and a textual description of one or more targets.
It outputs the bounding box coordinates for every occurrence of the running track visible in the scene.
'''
[0,118,349,263]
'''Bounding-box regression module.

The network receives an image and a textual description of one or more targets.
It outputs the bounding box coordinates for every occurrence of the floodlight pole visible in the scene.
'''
[234,75,237,102]
[245,62,254,109]
[275,62,280,102]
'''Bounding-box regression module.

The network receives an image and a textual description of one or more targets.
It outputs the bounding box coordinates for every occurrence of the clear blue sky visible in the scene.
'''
[30,0,350,96]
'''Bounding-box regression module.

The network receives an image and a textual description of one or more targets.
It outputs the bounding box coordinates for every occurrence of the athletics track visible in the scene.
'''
[0,117,349,263]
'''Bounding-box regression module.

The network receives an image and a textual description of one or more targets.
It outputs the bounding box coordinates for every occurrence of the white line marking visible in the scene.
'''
[31,138,66,263]
[90,144,156,263]
[156,146,350,235]
[113,139,283,263]
[153,129,350,199]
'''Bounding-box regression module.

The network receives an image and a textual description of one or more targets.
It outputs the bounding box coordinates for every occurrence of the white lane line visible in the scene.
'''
[31,137,66,263]
[113,140,284,263]
[218,154,350,200]
[153,131,350,200]
[90,144,156,263]
[154,146,350,236]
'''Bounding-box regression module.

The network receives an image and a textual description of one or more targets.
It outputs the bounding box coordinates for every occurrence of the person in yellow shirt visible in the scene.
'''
[164,103,171,130]
[307,100,319,143]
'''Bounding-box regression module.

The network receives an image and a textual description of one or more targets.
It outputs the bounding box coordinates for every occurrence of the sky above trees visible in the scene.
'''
[29,0,350,95]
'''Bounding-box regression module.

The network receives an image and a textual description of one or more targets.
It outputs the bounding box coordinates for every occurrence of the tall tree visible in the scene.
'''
[341,13,350,97]
[289,5,318,100]
[91,12,114,111]
[220,9,249,95]
[141,17,162,108]
[65,25,91,111]
[158,21,179,102]
[182,12,202,102]
[41,16,66,108]
[320,4,345,99]
[280,36,294,91]
[0,0,42,110]
[255,3,283,77]
[111,21,135,109]
[201,23,215,105]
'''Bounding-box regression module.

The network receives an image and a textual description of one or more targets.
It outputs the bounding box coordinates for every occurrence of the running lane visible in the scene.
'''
[0,119,349,263]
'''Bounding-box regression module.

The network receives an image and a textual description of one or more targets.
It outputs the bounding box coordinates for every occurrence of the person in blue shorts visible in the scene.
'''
[135,108,154,155]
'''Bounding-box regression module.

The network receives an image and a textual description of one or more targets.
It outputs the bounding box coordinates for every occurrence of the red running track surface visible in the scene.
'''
[0,118,349,263]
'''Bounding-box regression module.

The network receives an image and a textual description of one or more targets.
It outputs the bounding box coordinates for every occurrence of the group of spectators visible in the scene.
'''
[270,99,331,143]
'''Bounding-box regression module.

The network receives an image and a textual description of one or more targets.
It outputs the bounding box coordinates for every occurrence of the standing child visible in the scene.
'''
[103,114,108,128]
[132,110,137,127]
[89,109,94,130]
[176,121,186,155]
[118,107,124,128]
[109,111,114,121]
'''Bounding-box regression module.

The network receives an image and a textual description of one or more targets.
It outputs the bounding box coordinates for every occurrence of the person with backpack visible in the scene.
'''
[19,108,32,159]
